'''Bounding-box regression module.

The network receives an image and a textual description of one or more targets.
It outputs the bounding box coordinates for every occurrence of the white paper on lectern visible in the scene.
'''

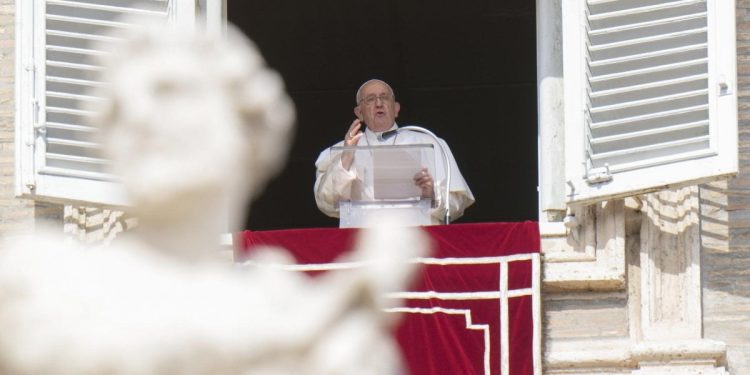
[373,148,422,199]
[331,144,435,203]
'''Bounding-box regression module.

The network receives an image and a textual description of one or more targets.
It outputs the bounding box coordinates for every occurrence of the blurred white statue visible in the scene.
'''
[0,22,426,375]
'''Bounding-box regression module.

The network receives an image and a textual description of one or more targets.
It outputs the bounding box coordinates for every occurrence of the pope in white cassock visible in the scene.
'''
[314,79,475,224]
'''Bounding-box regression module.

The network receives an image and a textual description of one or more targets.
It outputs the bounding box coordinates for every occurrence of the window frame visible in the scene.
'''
[558,0,738,207]
[15,0,126,206]
[15,0,225,208]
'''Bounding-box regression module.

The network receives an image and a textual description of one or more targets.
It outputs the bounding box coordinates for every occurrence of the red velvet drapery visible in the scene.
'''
[235,222,540,375]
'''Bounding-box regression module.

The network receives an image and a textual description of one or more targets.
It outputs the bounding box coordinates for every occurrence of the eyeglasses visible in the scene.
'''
[359,94,394,106]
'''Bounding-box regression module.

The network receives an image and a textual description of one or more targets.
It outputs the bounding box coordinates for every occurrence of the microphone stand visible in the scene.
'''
[396,126,452,224]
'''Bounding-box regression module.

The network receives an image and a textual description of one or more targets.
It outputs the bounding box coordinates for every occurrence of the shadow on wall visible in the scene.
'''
[700,180,750,299]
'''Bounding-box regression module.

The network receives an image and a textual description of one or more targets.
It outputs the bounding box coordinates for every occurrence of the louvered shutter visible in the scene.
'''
[16,0,223,207]
[563,0,737,205]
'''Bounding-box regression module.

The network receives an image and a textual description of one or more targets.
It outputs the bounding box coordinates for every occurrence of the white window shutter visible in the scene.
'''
[563,0,738,205]
[16,0,223,207]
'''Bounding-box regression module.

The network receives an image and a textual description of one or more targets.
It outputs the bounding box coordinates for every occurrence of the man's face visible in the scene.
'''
[354,81,400,132]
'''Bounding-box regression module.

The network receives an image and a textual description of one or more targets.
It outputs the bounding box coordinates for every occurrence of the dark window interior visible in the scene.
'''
[228,0,538,230]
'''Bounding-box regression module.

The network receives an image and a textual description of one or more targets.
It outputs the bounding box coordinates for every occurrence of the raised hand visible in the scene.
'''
[342,119,364,170]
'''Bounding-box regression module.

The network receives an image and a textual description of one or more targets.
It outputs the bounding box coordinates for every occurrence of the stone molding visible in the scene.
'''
[545,338,727,374]
[542,200,626,291]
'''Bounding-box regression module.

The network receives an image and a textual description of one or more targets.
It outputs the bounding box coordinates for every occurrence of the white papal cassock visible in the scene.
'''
[315,124,475,224]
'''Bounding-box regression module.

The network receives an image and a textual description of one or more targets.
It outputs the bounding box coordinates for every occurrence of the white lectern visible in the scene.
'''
[331,144,435,228]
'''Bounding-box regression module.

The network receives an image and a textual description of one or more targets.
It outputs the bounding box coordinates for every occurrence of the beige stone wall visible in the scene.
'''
[544,2,750,369]
[0,0,63,237]
[543,201,638,373]
[702,177,750,375]
[698,3,750,374]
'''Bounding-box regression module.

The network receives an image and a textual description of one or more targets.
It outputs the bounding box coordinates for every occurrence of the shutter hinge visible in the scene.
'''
[584,164,613,185]
[31,99,45,136]
[719,75,733,96]
[33,122,46,135]
[26,99,40,146]
[23,62,38,192]
[25,98,40,191]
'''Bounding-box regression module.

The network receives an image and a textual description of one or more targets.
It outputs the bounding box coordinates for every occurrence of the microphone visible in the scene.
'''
[393,126,453,225]
[377,129,398,142]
